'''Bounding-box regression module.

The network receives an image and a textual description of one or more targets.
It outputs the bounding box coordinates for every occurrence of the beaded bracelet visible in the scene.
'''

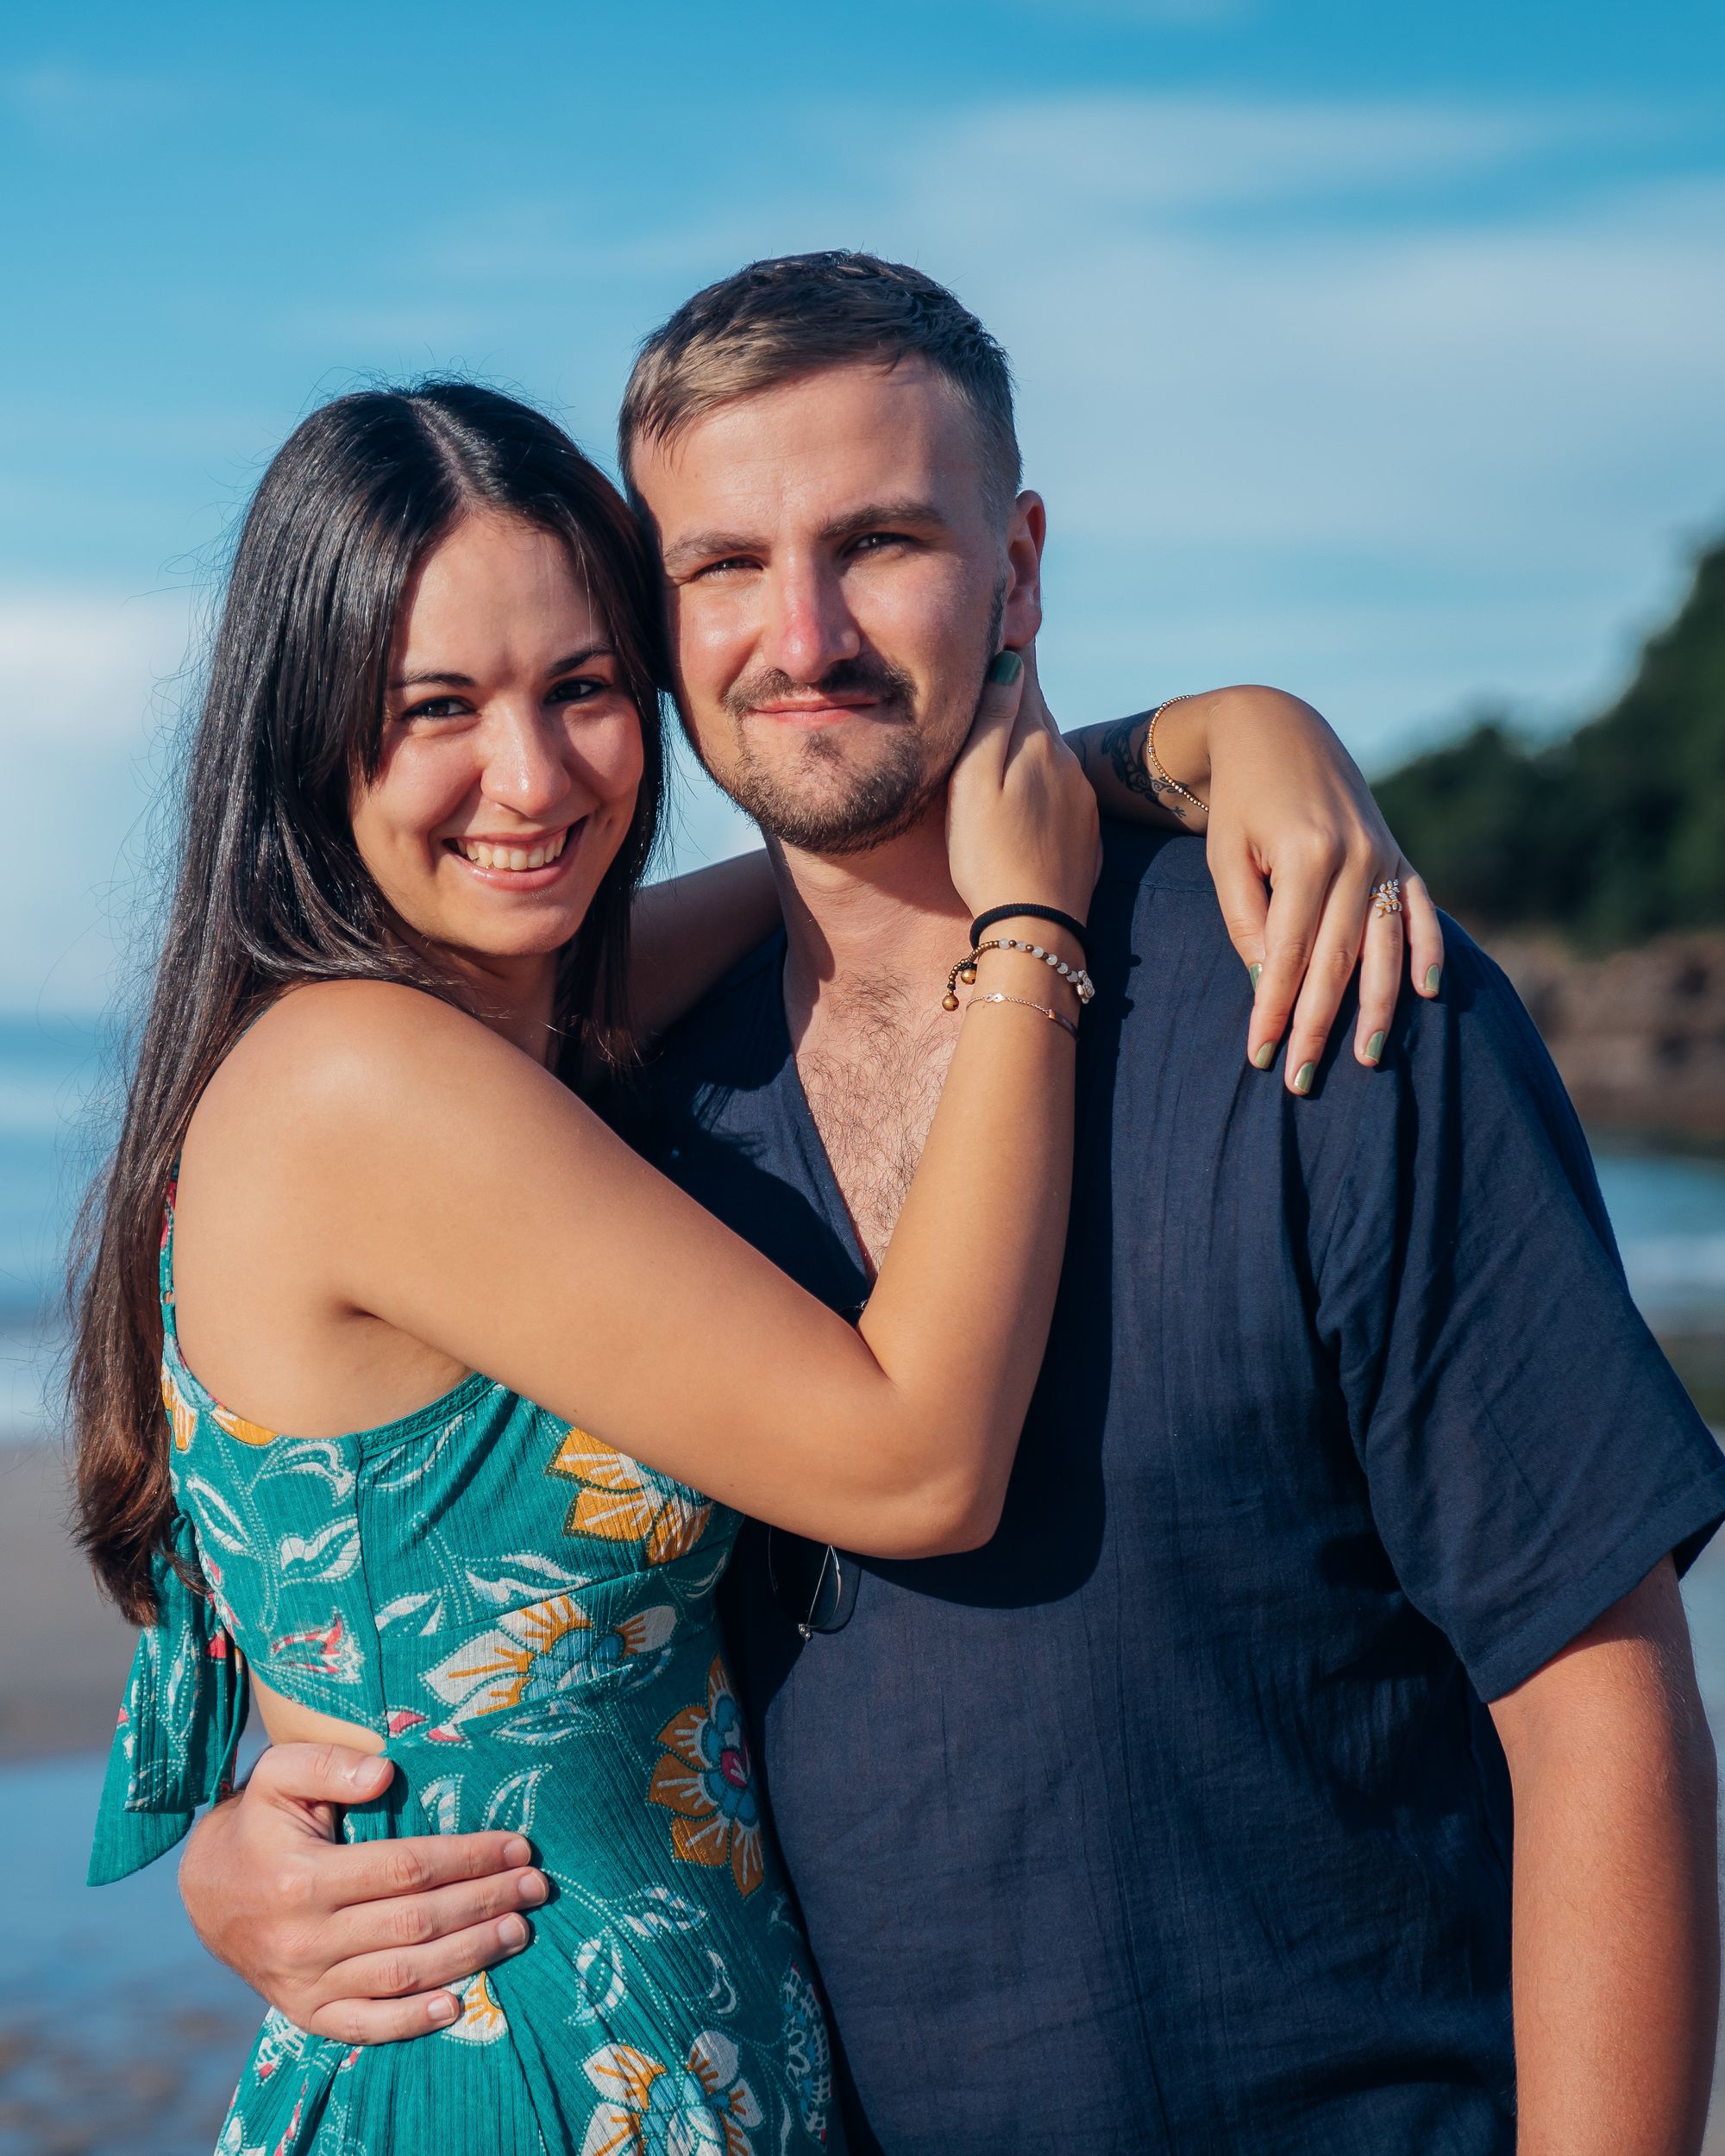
[942,937,1095,1012]
[1144,699,1210,818]
[966,991,1079,1040]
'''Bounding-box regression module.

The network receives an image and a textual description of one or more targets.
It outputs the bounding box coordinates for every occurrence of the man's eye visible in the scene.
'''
[693,557,756,579]
[850,533,910,556]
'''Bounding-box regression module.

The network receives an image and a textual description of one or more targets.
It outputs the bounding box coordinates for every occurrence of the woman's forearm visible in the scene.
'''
[627,851,781,1038]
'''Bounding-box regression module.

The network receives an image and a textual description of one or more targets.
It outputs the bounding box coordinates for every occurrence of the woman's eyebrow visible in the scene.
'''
[386,646,613,693]
[389,667,474,691]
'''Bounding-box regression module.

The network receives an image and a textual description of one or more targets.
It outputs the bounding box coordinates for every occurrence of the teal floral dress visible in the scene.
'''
[91,1188,839,2156]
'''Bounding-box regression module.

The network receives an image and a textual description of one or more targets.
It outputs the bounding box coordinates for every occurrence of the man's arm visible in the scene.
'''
[1489,1557,1718,2156]
[179,1745,547,2042]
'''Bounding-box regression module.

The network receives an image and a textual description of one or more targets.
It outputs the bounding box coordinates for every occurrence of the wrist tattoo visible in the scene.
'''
[1099,716,1193,827]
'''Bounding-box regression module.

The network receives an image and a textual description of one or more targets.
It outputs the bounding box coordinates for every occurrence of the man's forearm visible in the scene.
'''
[1491,1562,1719,2155]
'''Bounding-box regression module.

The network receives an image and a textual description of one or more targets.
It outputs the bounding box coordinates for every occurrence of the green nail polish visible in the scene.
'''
[1251,1043,1276,1071]
[1364,1031,1385,1064]
[987,649,1022,686]
[1293,1062,1315,1095]
[1424,964,1442,994]
[1247,962,1262,991]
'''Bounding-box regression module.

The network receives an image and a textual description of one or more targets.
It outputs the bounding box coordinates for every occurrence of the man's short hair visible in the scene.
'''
[619,251,1022,517]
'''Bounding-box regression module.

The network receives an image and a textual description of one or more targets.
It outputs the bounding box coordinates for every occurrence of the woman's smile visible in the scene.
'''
[443,817,586,887]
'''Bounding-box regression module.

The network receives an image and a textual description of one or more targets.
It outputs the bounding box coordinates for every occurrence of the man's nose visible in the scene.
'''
[761,558,861,683]
[480,705,575,817]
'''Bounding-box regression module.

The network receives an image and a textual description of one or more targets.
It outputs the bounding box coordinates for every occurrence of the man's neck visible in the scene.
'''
[770,803,969,1038]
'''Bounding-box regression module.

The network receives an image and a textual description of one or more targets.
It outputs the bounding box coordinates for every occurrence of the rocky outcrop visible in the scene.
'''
[1490,932,1725,1138]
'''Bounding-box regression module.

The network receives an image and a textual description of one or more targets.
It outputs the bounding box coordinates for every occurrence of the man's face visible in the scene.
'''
[631,358,1041,855]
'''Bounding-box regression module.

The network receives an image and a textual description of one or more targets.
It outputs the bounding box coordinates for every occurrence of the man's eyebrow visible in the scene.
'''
[387,647,613,693]
[659,499,950,577]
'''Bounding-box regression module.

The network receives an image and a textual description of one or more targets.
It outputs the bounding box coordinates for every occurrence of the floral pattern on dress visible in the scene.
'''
[426,1593,678,1729]
[779,1964,832,2145]
[442,1970,509,2046]
[648,1658,764,1899]
[579,2031,762,2156]
[549,1426,712,1565]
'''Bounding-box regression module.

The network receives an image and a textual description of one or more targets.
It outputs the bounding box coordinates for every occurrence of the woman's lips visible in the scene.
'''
[443,818,586,888]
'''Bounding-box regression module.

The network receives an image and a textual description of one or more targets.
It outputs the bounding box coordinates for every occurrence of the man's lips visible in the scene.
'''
[743,695,888,729]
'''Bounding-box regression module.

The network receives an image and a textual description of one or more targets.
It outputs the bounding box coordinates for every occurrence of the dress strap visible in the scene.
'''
[87,1506,249,1885]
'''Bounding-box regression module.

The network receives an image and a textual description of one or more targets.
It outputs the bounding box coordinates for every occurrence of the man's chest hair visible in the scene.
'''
[794,984,957,1274]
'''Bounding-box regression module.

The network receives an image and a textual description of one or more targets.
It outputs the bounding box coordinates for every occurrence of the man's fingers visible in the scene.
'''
[305,1988,468,2048]
[1353,899,1405,1066]
[1403,867,1445,996]
[315,1829,536,1907]
[324,1865,548,1965]
[248,1739,395,1810]
[316,1909,535,2015]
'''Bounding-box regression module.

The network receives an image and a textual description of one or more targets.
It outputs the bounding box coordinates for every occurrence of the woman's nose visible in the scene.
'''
[480,705,578,818]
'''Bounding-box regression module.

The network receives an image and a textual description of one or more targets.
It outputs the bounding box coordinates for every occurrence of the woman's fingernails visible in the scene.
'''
[1251,1043,1276,1071]
[1364,1031,1385,1065]
[1247,962,1262,991]
[1424,964,1442,994]
[499,1915,529,1949]
[987,649,1022,686]
[428,1994,459,2026]
[1293,1062,1315,1095]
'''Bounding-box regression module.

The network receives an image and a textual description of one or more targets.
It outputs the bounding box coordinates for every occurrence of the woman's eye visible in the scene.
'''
[401,696,470,722]
[548,677,602,706]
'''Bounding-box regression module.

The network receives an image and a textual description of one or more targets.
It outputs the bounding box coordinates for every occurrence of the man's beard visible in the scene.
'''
[691,591,1005,858]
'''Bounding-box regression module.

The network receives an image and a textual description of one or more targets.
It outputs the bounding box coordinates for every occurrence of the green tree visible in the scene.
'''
[1376,540,1725,948]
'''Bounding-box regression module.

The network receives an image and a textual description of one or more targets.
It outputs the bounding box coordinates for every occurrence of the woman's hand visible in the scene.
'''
[947,649,1100,930]
[1068,685,1445,1093]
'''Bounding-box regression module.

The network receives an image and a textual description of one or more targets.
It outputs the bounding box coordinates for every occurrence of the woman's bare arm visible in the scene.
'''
[1060,673,1446,1086]
[176,677,1096,1561]
[628,852,780,1038]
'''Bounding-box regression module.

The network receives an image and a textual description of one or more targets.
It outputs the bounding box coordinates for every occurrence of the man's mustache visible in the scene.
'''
[724,656,918,722]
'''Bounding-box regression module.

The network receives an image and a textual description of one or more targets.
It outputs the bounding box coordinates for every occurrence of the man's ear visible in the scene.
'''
[1002,491,1045,647]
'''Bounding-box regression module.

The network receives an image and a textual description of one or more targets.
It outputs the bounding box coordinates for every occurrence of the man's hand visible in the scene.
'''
[179,1743,548,2043]
[1489,1557,1719,2156]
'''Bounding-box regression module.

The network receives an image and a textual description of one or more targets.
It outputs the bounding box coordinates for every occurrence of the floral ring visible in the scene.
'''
[1371,876,1404,919]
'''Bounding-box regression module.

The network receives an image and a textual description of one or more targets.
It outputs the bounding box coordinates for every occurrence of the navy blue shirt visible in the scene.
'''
[621,822,1725,2156]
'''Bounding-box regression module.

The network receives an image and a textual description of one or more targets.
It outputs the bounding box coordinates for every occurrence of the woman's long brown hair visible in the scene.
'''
[67,382,666,1622]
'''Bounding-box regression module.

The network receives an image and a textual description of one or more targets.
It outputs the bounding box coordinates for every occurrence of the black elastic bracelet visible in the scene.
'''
[969,903,1088,953]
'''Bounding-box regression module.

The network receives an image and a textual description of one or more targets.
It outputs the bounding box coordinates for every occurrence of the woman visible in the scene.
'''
[73,382,1435,2155]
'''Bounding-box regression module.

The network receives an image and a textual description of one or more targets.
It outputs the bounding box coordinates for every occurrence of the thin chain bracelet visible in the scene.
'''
[967,991,1079,1040]
[943,938,1095,1012]
[1145,698,1210,818]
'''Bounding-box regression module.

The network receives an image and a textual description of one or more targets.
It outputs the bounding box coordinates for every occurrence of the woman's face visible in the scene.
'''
[350,511,643,980]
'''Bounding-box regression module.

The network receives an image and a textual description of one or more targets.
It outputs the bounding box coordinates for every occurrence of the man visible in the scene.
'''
[180,254,1725,2153]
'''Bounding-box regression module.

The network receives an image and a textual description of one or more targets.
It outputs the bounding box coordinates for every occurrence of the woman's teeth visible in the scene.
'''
[455,829,569,873]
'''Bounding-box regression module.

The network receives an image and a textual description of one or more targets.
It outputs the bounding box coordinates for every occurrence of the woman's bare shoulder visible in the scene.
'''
[189,981,543,1166]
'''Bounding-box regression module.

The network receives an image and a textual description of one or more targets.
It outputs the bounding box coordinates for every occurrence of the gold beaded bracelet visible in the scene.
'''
[1145,698,1210,818]
[943,938,1095,1012]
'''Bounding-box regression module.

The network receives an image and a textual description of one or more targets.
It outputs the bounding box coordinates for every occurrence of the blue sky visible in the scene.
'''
[3,1,1723,1007]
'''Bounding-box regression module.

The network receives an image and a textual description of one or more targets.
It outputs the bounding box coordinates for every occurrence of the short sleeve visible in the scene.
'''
[1308,925,1725,1702]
